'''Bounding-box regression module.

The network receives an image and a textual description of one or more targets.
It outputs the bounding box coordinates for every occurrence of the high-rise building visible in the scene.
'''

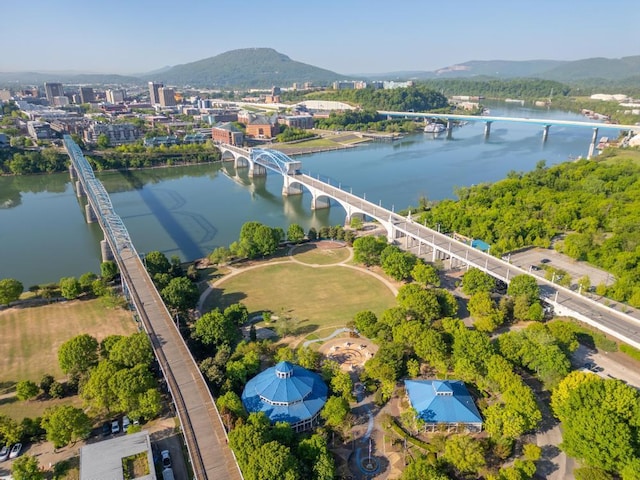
[79,87,95,103]
[158,87,176,107]
[148,82,163,104]
[106,89,125,104]
[44,82,64,102]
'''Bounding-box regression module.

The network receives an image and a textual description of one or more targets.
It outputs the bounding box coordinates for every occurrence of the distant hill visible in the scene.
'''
[151,48,348,88]
[362,56,640,83]
[0,71,141,87]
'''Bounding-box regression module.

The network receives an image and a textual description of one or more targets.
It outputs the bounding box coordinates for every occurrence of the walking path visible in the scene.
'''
[197,242,398,316]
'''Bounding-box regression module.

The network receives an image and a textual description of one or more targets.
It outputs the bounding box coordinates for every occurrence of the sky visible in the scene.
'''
[2,0,639,75]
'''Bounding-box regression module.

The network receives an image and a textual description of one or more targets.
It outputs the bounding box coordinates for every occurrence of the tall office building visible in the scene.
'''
[79,87,95,103]
[158,87,176,107]
[148,82,163,104]
[44,82,64,102]
[106,89,125,104]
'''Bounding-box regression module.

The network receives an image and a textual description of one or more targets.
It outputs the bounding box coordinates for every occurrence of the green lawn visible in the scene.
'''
[207,263,396,337]
[291,244,350,265]
[0,299,138,384]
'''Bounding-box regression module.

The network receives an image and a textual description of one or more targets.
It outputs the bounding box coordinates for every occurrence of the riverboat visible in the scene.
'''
[424,123,445,134]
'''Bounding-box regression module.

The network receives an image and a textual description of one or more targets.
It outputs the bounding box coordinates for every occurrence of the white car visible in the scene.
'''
[111,420,120,434]
[122,416,131,432]
[161,450,171,469]
[9,443,22,459]
[0,445,9,462]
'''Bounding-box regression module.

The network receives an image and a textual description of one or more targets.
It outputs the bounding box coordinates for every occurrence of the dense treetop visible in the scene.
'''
[418,158,640,305]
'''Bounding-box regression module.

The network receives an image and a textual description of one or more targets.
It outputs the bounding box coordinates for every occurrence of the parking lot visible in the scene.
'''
[507,246,613,288]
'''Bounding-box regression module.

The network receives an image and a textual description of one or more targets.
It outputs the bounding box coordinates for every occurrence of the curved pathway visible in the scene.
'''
[301,327,351,348]
[197,243,398,315]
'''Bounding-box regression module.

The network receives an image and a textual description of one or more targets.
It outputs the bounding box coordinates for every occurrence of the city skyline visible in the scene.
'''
[1,0,638,76]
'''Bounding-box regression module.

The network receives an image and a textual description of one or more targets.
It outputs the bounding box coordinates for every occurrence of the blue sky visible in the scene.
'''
[2,0,638,75]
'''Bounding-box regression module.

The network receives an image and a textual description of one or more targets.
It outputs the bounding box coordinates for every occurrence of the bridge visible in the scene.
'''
[378,110,640,158]
[220,143,640,351]
[63,135,243,480]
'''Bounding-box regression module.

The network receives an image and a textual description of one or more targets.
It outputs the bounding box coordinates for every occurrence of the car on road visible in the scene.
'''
[9,443,22,459]
[531,265,541,271]
[101,422,111,437]
[122,416,130,432]
[0,445,9,462]
[111,419,120,434]
[161,450,172,469]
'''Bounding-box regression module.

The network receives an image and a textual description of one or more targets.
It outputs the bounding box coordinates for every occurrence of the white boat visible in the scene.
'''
[424,123,445,134]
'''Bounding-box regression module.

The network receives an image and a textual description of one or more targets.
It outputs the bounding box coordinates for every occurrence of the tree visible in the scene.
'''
[144,251,171,276]
[161,276,199,312]
[381,246,417,281]
[508,274,540,304]
[59,276,81,300]
[462,268,494,295]
[321,395,350,428]
[193,309,240,347]
[109,332,154,368]
[287,224,305,243]
[133,388,163,421]
[16,380,39,401]
[41,405,92,448]
[307,227,318,241]
[100,260,118,281]
[353,310,379,338]
[443,434,486,474]
[246,441,299,480]
[58,334,99,376]
[11,455,43,480]
[352,235,387,266]
[401,456,448,480]
[97,133,110,149]
[0,278,23,305]
[0,415,23,444]
[397,284,441,322]
[217,391,246,429]
[468,291,504,332]
[78,272,98,291]
[411,262,440,287]
[330,370,354,401]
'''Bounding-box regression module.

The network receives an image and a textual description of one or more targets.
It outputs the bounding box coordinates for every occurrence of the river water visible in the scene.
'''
[0,102,621,287]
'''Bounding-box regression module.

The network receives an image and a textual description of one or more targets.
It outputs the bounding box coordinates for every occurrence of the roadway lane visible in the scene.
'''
[120,249,243,480]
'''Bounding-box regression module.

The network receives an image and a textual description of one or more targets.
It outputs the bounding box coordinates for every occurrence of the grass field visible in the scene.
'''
[206,263,396,338]
[0,299,138,384]
[291,244,351,265]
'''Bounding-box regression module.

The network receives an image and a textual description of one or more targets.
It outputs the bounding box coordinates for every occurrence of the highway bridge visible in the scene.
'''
[220,143,640,351]
[64,135,243,480]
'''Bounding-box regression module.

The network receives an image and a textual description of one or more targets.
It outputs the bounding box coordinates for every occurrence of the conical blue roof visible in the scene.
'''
[242,362,328,425]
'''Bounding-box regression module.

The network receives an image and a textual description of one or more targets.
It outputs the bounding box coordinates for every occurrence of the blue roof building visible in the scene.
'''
[404,379,483,432]
[242,361,328,432]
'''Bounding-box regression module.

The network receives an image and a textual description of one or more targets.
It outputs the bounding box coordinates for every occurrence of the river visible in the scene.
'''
[0,102,621,287]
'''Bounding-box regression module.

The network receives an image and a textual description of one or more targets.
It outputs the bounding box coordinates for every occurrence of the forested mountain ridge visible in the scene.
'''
[418,156,640,306]
[150,48,347,88]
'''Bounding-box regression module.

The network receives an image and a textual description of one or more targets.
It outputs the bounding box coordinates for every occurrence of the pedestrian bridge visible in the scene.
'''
[219,143,640,351]
[64,135,243,480]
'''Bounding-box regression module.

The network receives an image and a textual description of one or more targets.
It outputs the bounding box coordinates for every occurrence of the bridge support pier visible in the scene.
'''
[75,180,85,197]
[588,127,599,159]
[542,125,550,142]
[100,239,114,262]
[85,204,97,223]
[484,121,492,138]
[69,164,76,179]
[446,120,453,140]
[311,196,330,210]
[249,164,267,177]
[282,176,303,196]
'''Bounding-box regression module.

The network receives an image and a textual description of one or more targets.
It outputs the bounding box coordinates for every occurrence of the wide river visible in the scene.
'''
[0,102,621,287]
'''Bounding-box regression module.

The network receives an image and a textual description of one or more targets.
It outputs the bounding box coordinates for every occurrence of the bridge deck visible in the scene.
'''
[120,248,243,480]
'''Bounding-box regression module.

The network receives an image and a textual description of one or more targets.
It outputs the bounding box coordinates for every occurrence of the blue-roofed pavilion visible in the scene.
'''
[404,379,483,432]
[242,361,328,432]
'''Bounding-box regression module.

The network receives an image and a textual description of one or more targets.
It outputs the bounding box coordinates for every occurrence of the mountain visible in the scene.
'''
[151,48,348,88]
[360,56,640,83]
[0,71,141,86]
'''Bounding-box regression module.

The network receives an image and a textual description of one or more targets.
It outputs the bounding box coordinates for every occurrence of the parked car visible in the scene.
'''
[9,443,22,459]
[122,416,131,432]
[540,258,551,264]
[161,450,172,469]
[0,445,9,462]
[101,422,111,437]
[111,419,120,434]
